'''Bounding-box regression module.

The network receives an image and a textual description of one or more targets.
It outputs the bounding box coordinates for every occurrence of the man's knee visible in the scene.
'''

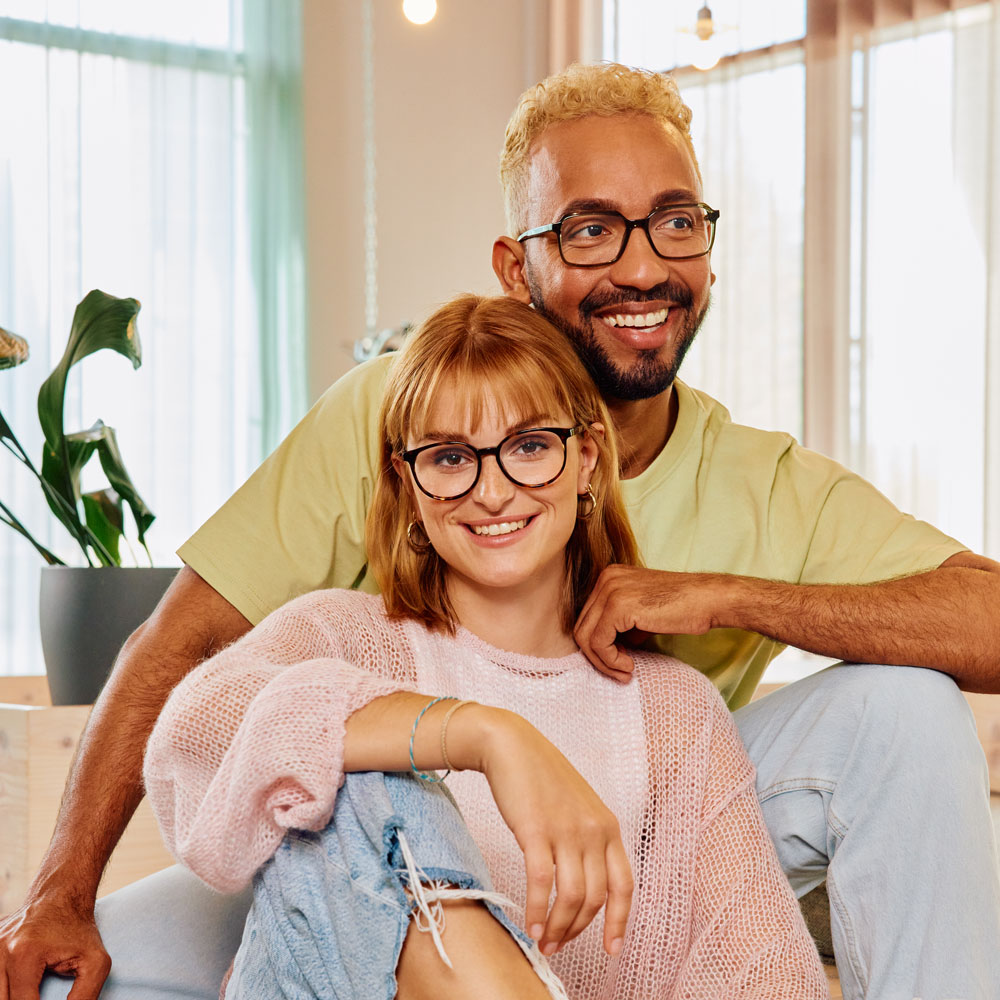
[834,664,974,744]
[807,663,988,798]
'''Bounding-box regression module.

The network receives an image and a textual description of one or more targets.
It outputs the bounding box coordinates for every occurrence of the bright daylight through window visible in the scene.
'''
[605,0,1000,678]
[605,0,998,563]
[0,0,305,674]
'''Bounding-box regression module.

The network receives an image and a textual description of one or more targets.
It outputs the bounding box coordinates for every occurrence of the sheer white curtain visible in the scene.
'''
[605,1,998,680]
[606,0,999,560]
[675,53,806,438]
[0,0,306,674]
[847,3,1000,558]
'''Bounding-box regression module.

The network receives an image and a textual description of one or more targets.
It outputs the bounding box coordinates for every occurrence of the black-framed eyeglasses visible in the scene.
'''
[517,203,720,267]
[400,426,583,501]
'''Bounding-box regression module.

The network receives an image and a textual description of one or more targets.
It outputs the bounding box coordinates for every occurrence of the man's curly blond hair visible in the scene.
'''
[500,62,700,237]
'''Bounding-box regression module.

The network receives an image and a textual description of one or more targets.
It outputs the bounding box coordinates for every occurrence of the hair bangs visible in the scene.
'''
[402,341,576,445]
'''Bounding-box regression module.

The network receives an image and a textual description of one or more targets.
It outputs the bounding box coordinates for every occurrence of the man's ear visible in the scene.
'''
[492,236,532,304]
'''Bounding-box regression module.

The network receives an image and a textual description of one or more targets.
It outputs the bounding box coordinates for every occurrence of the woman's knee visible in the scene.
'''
[395,899,552,1000]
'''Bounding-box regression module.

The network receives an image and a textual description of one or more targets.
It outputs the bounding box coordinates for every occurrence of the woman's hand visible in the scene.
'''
[450,706,634,958]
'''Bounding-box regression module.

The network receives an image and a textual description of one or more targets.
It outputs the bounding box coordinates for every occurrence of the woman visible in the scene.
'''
[143,295,828,1000]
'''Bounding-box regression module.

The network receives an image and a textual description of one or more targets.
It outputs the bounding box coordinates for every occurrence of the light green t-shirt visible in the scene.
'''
[179,354,966,709]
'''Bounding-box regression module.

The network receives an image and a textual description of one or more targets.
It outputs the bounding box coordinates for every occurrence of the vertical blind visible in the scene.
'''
[0,0,306,674]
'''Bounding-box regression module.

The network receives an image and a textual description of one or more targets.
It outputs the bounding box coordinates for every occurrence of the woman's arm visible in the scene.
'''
[142,593,412,892]
[144,594,632,954]
[673,701,830,999]
[345,696,634,957]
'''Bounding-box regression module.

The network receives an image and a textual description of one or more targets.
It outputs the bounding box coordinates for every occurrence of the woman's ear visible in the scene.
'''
[391,455,416,503]
[577,422,603,492]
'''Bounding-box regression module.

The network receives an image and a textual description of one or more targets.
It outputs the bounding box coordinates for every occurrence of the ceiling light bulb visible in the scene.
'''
[402,0,437,25]
[692,34,721,70]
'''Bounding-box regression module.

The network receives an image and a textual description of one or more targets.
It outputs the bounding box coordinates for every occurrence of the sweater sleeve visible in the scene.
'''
[142,591,412,893]
[673,698,830,999]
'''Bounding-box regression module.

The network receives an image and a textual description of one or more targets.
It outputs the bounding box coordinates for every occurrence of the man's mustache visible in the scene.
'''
[579,280,694,318]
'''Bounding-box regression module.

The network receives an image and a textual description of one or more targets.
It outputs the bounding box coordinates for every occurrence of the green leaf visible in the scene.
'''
[37,291,141,453]
[33,291,142,564]
[0,409,31,466]
[89,422,155,546]
[41,429,98,517]
[81,488,123,564]
[40,425,117,565]
[45,420,155,558]
[0,499,65,565]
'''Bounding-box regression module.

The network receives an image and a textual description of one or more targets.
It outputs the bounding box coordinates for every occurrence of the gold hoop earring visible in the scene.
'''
[577,484,597,520]
[406,520,432,553]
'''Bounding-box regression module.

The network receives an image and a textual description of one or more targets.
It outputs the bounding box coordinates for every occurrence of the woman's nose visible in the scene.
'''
[473,455,516,509]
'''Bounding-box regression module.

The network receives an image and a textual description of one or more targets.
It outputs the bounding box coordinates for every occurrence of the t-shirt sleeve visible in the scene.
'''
[177,355,394,625]
[674,695,830,999]
[771,441,968,585]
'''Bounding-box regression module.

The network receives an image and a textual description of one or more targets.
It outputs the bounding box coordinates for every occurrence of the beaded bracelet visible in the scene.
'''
[409,696,458,783]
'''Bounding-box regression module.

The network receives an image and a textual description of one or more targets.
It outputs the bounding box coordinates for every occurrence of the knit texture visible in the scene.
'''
[144,589,828,999]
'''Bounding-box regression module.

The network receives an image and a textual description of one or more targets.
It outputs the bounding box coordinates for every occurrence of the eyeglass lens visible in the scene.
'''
[561,205,713,265]
[413,429,568,499]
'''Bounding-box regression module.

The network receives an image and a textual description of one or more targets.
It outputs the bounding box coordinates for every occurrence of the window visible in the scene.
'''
[606,0,1000,678]
[0,0,306,673]
[605,2,807,439]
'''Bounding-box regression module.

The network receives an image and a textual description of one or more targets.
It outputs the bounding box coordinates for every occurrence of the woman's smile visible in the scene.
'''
[464,515,535,540]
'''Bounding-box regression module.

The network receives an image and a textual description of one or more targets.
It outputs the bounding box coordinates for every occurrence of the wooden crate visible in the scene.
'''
[0,694,175,914]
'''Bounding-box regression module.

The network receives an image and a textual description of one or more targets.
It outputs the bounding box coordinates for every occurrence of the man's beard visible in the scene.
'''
[527,275,708,401]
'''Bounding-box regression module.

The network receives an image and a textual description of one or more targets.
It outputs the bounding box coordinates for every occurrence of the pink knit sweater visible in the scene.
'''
[144,589,828,999]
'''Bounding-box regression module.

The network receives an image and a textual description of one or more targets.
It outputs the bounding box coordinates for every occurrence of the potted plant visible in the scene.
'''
[1,291,178,704]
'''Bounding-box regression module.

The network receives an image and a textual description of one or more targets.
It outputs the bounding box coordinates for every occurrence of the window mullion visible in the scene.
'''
[803,3,854,464]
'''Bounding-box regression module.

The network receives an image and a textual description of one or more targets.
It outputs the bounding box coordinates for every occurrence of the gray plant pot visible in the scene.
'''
[39,566,179,705]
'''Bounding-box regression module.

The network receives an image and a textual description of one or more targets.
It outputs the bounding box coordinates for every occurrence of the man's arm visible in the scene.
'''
[0,567,251,1000]
[574,551,1000,693]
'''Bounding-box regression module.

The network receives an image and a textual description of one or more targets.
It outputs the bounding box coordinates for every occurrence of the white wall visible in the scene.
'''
[302,0,550,401]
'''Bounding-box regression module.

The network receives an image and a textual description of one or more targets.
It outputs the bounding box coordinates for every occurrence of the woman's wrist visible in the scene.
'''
[444,703,519,773]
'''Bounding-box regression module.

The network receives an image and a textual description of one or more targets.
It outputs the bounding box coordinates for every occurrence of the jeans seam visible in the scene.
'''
[758,777,837,802]
[826,868,867,999]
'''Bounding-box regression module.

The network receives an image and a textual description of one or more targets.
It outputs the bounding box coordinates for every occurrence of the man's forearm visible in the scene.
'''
[721,562,1000,692]
[32,634,186,901]
[27,567,252,907]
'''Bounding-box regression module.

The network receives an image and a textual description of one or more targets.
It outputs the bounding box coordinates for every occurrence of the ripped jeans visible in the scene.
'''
[223,770,566,999]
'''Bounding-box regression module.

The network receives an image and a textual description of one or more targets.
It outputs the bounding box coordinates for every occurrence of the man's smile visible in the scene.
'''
[599,308,669,329]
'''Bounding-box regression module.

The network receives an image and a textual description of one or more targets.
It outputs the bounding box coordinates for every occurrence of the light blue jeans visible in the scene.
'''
[225,770,565,999]
[39,663,1000,1000]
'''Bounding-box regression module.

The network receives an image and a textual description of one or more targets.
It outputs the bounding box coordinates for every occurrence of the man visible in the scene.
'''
[3,62,999,1000]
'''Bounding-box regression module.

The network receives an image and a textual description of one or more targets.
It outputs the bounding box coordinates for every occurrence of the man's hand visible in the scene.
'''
[574,566,725,680]
[0,894,110,1000]
[574,555,1000,691]
[0,567,252,999]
